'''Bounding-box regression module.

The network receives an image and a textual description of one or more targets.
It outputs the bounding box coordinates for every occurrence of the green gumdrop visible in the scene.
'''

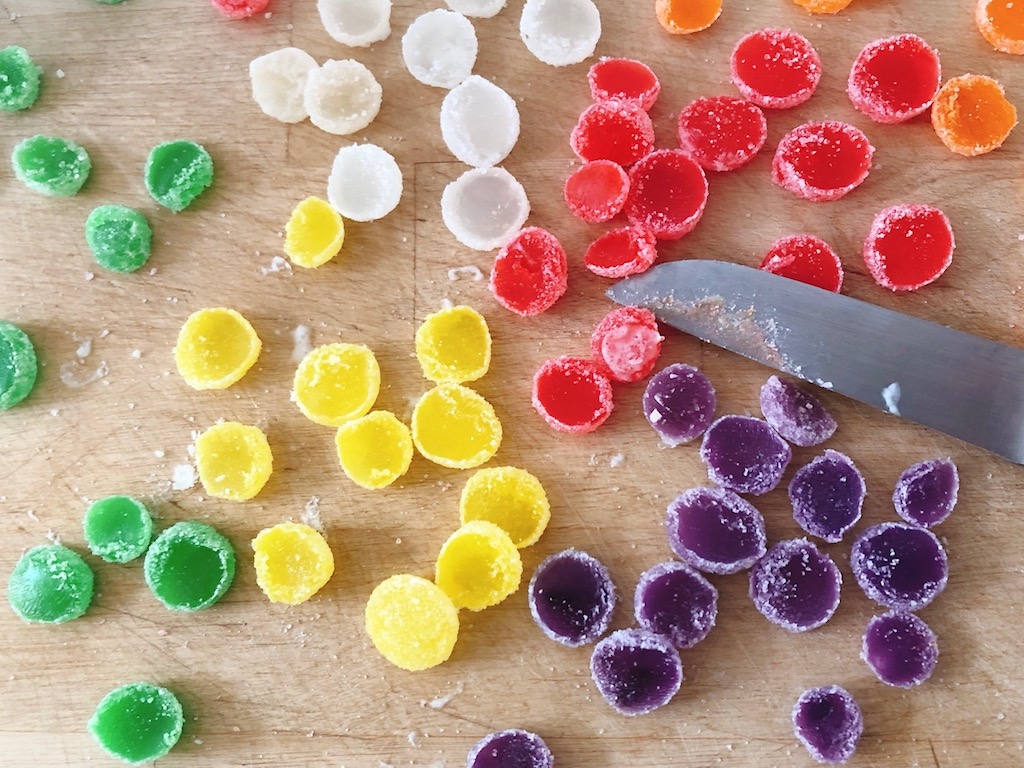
[0,321,38,411]
[88,682,184,765]
[144,521,235,611]
[0,46,41,112]
[12,135,92,196]
[144,140,214,212]
[85,205,153,273]
[83,496,154,563]
[7,544,94,623]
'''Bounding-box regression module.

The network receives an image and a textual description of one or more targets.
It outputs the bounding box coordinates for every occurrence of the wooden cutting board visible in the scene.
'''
[3,1,1024,766]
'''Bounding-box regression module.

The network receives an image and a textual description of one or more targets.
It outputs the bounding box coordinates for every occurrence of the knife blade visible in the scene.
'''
[607,259,1024,464]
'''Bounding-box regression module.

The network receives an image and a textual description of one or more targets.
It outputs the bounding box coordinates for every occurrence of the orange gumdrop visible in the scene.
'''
[793,0,854,12]
[655,0,722,34]
[931,74,1018,157]
[977,0,1024,54]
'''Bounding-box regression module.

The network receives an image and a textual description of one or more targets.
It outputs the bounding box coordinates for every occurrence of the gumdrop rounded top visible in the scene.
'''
[731,28,822,109]
[792,685,863,764]
[83,495,154,563]
[788,450,865,543]
[643,363,716,446]
[666,486,767,575]
[327,143,402,222]
[402,9,478,89]
[749,538,842,632]
[931,74,1017,157]
[590,306,663,383]
[677,95,768,172]
[570,98,655,166]
[893,458,958,527]
[519,0,601,67]
[862,611,939,688]
[625,149,709,240]
[144,139,213,211]
[365,574,459,671]
[88,682,184,765]
[700,414,791,495]
[529,547,615,646]
[490,227,568,316]
[441,75,520,168]
[467,729,554,768]
[759,375,837,447]
[0,321,39,411]
[634,560,718,648]
[7,544,94,623]
[863,204,955,292]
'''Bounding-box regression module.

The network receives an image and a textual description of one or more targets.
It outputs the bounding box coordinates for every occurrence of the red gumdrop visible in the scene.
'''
[584,225,658,278]
[532,356,614,434]
[490,227,569,316]
[590,306,663,383]
[863,204,954,292]
[588,58,661,111]
[759,234,843,292]
[731,28,822,109]
[564,160,630,223]
[848,34,941,125]
[677,96,768,172]
[211,0,270,19]
[771,121,874,202]
[570,99,656,166]
[625,149,708,240]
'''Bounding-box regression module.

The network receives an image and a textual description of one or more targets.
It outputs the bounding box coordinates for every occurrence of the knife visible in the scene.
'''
[607,259,1024,464]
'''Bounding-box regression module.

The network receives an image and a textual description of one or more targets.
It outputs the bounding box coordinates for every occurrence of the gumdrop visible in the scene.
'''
[789,450,865,542]
[863,204,954,292]
[625,149,708,240]
[759,235,843,293]
[634,561,717,648]
[249,47,318,124]
[643,363,716,446]
[435,521,522,611]
[978,0,1024,55]
[520,0,601,67]
[893,458,958,528]
[666,486,767,575]
[570,99,655,166]
[850,522,948,611]
[760,376,837,447]
[590,629,683,716]
[528,548,616,646]
[772,121,874,202]
[412,384,502,469]
[700,415,791,495]
[467,730,554,768]
[862,611,939,688]
[583,225,658,278]
[588,57,660,110]
[318,0,391,47]
[749,538,842,632]
[677,96,767,172]
[932,74,1017,156]
[402,9,477,89]
[590,306,663,383]
[327,143,402,222]
[490,227,568,315]
[532,356,613,433]
[731,28,822,109]
[792,685,863,764]
[441,75,520,168]
[305,59,383,136]
[848,34,941,124]
[442,167,530,251]
[655,0,722,34]
[564,160,630,223]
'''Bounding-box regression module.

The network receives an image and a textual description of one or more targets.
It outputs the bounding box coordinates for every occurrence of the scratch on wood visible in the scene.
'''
[930,739,942,768]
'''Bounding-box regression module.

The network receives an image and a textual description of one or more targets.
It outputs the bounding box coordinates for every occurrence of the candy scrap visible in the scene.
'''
[588,57,660,111]
[977,0,1024,55]
[335,411,413,489]
[893,458,958,527]
[625,149,708,240]
[211,0,269,18]
[88,683,184,765]
[416,305,491,384]
[145,140,213,211]
[772,121,874,202]
[759,375,837,447]
[7,545,94,623]
[932,74,1017,156]
[532,356,613,433]
[863,204,955,292]
[85,205,153,274]
[174,307,261,390]
[731,29,822,109]
[144,521,236,611]
[666,487,767,575]
[851,522,948,611]
[643,363,716,446]
[792,686,863,765]
[293,342,380,427]
[284,196,345,268]
[467,729,554,768]
[305,59,383,135]
[862,611,939,688]
[529,548,615,646]
[590,629,683,716]
[570,99,655,166]
[446,0,507,17]
[793,0,854,12]
[460,466,550,548]
[564,160,630,223]
[490,227,568,315]
[441,75,520,168]
[412,383,502,468]
[402,9,478,89]
[583,225,658,278]
[700,415,791,495]
[0,46,42,111]
[749,538,842,632]
[12,135,91,196]
[318,0,392,47]
[366,574,460,670]
[848,35,941,124]
[655,0,722,34]
[249,47,319,123]
[789,450,865,543]
[194,422,273,501]
[590,306,662,383]
[0,321,38,411]
[677,96,767,172]
[759,234,843,293]
[435,520,522,611]
[634,561,718,649]
[442,167,530,251]
[520,0,602,67]
[83,495,154,563]
[327,143,402,222]
[252,523,335,605]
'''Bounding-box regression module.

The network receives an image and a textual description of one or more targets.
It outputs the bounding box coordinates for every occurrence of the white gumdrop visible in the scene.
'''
[304,59,383,135]
[445,0,507,18]
[520,0,601,67]
[249,47,319,124]
[441,167,530,251]
[440,76,520,168]
[402,9,478,89]
[327,144,403,222]
[317,0,392,47]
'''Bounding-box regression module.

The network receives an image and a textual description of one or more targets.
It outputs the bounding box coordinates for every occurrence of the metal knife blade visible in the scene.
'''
[607,259,1024,464]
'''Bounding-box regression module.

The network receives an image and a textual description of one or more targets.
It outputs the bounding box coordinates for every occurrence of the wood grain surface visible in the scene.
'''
[3,1,1024,766]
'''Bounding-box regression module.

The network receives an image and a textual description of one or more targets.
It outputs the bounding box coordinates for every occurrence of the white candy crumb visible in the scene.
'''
[441,167,529,251]
[446,265,485,282]
[260,255,293,276]
[249,47,318,124]
[154,450,165,458]
[424,682,464,709]
[75,338,92,358]
[292,324,313,363]
[305,59,383,136]
[46,530,61,545]
[194,738,204,746]
[84,271,94,281]
[59,360,109,388]
[302,496,325,532]
[318,0,391,47]
[327,143,402,221]
[402,9,478,89]
[131,349,142,359]
[520,0,602,67]
[26,509,39,522]
[407,731,421,747]
[171,464,197,491]
[55,68,65,79]
[882,382,901,416]
[441,297,454,310]
[441,75,520,167]
[609,453,625,468]
[49,408,59,417]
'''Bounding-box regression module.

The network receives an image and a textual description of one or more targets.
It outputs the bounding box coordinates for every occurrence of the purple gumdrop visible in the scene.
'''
[666,487,767,575]
[760,375,837,447]
[850,522,947,612]
[792,685,863,765]
[642,363,717,446]
[893,458,958,528]
[749,539,842,632]
[788,450,865,543]
[634,561,718,649]
[590,628,683,716]
[466,729,554,768]
[862,611,939,689]
[529,548,616,647]
[700,415,792,495]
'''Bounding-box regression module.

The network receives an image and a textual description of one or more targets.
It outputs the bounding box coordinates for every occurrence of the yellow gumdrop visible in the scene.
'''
[365,574,460,671]
[194,421,273,501]
[252,522,334,604]
[415,305,491,384]
[435,520,522,612]
[293,343,380,427]
[411,384,502,469]
[174,308,261,390]
[284,196,345,269]
[335,411,413,490]
[459,467,550,548]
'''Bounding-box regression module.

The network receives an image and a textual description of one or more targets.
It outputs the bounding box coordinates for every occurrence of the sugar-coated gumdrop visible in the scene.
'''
[634,561,718,649]
[442,167,531,251]
[532,356,614,433]
[318,0,391,47]
[792,685,863,765]
[863,204,955,292]
[655,0,722,34]
[772,121,874,202]
[144,521,236,611]
[365,574,460,671]
[194,422,273,501]
[85,205,152,274]
[293,343,381,427]
[441,75,520,168]
[749,538,842,632]
[759,375,837,448]
[677,96,767,172]
[336,411,413,490]
[490,227,568,316]
[83,495,154,563]
[285,196,345,269]
[700,415,792,495]
[327,143,402,222]
[402,9,478,89]
[848,35,941,124]
[643,363,716,446]
[520,0,602,67]
[590,629,683,716]
[590,306,662,383]
[584,225,658,278]
[666,487,767,575]
[460,466,550,548]
[893,458,958,528]
[570,99,655,166]
[412,383,503,468]
[564,160,630,223]
[977,0,1024,55]
[731,29,822,109]
[932,74,1017,156]
[792,0,854,12]
[145,140,213,211]
[174,307,261,390]
[305,59,383,136]
[0,46,42,111]
[88,683,184,765]
[588,57,660,111]
[447,0,506,18]
[529,548,615,646]
[0,321,38,411]
[862,611,939,688]
[435,520,522,611]
[12,135,91,197]
[7,545,94,623]
[759,235,843,293]
[252,522,335,605]
[210,0,269,19]
[416,305,491,383]
[467,729,554,768]
[851,522,948,611]
[625,149,708,240]
[789,450,865,543]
